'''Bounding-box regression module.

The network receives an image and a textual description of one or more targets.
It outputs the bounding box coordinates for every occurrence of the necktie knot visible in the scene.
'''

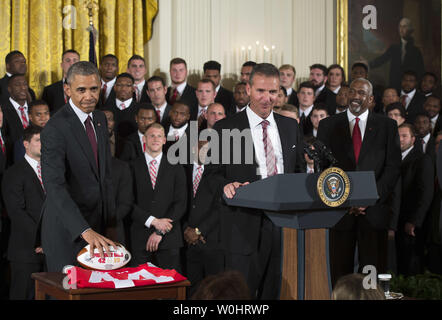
[150,159,157,166]
[355,117,360,125]
[121,103,126,110]
[261,120,270,129]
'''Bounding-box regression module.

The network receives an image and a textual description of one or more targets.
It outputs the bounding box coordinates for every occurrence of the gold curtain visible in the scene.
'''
[0,0,158,98]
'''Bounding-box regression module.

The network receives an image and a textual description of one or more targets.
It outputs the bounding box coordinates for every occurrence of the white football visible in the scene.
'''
[76,243,131,271]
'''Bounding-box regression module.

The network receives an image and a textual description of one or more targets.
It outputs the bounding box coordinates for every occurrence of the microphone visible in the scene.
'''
[313,140,338,167]
[303,143,321,173]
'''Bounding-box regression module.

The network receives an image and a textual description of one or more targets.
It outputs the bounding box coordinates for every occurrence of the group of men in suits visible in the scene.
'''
[0,44,442,301]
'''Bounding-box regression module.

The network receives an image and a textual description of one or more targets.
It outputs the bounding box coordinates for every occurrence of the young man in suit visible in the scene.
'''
[166,58,198,120]
[98,54,119,107]
[102,73,139,139]
[232,82,250,114]
[146,76,172,127]
[239,61,257,83]
[119,104,157,162]
[423,96,442,136]
[40,61,117,272]
[420,72,438,98]
[380,88,400,115]
[0,51,36,101]
[414,113,436,164]
[400,70,426,124]
[2,125,45,299]
[101,109,125,159]
[309,104,329,138]
[317,78,402,286]
[279,64,298,107]
[211,63,304,299]
[195,79,217,130]
[203,60,234,114]
[309,64,336,115]
[130,123,187,272]
[396,123,434,276]
[41,49,80,114]
[127,55,150,104]
[183,140,224,296]
[2,74,31,146]
[297,81,316,136]
[205,103,226,130]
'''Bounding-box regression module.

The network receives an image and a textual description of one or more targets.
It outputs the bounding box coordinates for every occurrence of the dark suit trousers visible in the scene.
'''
[395,226,425,276]
[186,243,224,297]
[132,248,182,274]
[9,258,45,300]
[330,215,388,287]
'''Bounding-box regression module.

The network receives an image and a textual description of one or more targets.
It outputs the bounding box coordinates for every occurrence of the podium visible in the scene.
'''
[224,171,378,300]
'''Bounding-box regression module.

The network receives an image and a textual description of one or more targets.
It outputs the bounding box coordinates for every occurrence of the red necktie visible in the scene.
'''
[101,83,108,102]
[84,116,98,167]
[170,88,179,105]
[37,162,45,192]
[135,86,141,103]
[352,117,362,164]
[156,109,161,123]
[0,136,5,154]
[400,94,408,108]
[120,102,126,110]
[193,165,203,197]
[143,142,146,152]
[261,120,277,177]
[18,106,29,129]
[149,159,158,189]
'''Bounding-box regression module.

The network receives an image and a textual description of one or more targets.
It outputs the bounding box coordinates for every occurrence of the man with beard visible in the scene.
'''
[317,78,401,286]
[309,64,337,115]
[414,113,436,164]
[165,102,193,164]
[0,51,36,101]
[233,82,250,114]
[420,72,438,98]
[400,71,426,124]
[423,96,442,136]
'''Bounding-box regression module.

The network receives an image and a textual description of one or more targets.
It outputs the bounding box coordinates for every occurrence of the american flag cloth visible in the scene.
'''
[66,263,187,289]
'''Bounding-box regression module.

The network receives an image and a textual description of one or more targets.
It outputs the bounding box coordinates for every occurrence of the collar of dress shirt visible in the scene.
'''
[347,108,369,124]
[136,80,145,91]
[401,145,414,160]
[423,132,431,144]
[431,114,439,126]
[246,106,276,129]
[174,82,187,96]
[215,84,221,93]
[6,72,12,77]
[145,151,162,166]
[9,97,28,112]
[155,101,168,114]
[315,84,325,97]
[426,92,433,97]
[299,104,314,117]
[69,99,93,123]
[193,161,204,169]
[236,105,248,113]
[286,87,293,96]
[401,88,416,100]
[332,85,341,94]
[24,153,39,173]
[116,98,133,110]
[198,105,208,114]
[168,123,188,138]
[102,77,116,87]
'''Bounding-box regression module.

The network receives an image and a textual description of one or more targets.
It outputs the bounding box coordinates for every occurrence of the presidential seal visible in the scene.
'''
[317,167,350,207]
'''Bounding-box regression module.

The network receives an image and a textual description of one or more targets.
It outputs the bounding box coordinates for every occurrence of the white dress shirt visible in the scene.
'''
[69,99,96,138]
[431,114,439,132]
[24,154,41,180]
[173,82,187,96]
[246,107,284,179]
[401,145,414,160]
[332,86,341,94]
[422,133,431,154]
[315,84,325,98]
[144,152,163,228]
[299,105,314,118]
[236,105,248,113]
[116,98,133,111]
[198,105,208,118]
[101,77,116,100]
[347,108,369,140]
[167,123,188,141]
[154,101,168,121]
[286,87,293,97]
[138,130,145,152]
[9,97,29,125]
[400,89,416,110]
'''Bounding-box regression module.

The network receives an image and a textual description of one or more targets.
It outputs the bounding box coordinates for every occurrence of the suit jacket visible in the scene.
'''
[40,103,115,270]
[0,74,36,102]
[183,164,224,247]
[433,115,442,137]
[210,110,304,255]
[215,86,234,115]
[317,111,402,230]
[158,103,173,128]
[41,80,66,115]
[2,159,45,263]
[287,90,299,107]
[164,124,195,165]
[166,84,198,120]
[119,131,144,162]
[134,82,151,104]
[404,91,426,124]
[315,87,337,115]
[101,99,139,139]
[299,110,313,137]
[399,147,434,228]
[2,98,26,145]
[130,155,187,252]
[97,87,116,109]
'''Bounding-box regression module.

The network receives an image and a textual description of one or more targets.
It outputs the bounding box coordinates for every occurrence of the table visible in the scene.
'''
[31,272,190,300]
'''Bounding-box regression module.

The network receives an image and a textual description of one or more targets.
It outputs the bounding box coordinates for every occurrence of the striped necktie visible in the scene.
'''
[193,165,203,197]
[149,159,158,189]
[18,106,29,128]
[261,120,277,177]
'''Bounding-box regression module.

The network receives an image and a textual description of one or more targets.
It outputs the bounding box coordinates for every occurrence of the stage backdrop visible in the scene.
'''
[0,0,158,97]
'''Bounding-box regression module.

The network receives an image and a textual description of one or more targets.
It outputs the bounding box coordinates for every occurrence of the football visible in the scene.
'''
[76,243,131,271]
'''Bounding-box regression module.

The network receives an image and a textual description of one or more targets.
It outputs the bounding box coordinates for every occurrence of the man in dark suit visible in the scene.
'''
[119,104,157,162]
[2,126,45,299]
[40,61,117,272]
[203,60,234,114]
[317,78,402,286]
[369,18,425,90]
[166,58,198,120]
[2,74,31,146]
[164,102,192,162]
[0,51,36,101]
[414,113,436,164]
[297,81,316,136]
[127,55,150,104]
[239,61,257,83]
[195,79,217,130]
[396,123,434,276]
[211,63,304,299]
[101,109,125,159]
[400,71,426,124]
[423,96,442,136]
[279,64,298,107]
[309,64,337,115]
[102,73,139,139]
[183,140,224,296]
[41,49,80,114]
[146,76,172,127]
[98,54,119,108]
[130,123,187,272]
[420,72,438,98]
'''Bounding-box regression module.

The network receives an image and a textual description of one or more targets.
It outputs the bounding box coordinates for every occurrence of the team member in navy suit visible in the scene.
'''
[317,78,401,286]
[40,61,117,272]
[0,51,36,101]
[2,126,45,299]
[211,63,304,299]
[130,123,187,272]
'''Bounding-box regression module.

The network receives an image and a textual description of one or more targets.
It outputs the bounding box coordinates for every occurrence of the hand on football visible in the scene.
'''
[81,229,117,259]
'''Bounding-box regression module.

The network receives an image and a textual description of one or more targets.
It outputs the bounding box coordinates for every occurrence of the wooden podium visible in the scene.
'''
[224,171,378,300]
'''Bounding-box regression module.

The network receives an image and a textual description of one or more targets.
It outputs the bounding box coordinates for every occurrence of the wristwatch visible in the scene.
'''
[155,229,165,236]
[194,228,201,236]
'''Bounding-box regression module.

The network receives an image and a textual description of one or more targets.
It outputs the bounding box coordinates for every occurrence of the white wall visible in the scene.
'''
[146,0,336,89]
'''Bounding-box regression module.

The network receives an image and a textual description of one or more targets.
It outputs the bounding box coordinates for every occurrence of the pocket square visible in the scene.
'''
[292,144,296,149]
